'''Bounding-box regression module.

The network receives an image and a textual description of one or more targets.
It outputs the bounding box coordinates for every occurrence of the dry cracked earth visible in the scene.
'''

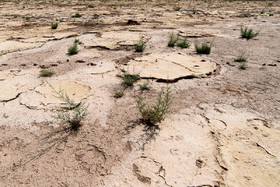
[0,0,280,186]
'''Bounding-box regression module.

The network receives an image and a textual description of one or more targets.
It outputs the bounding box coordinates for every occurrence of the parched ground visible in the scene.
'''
[0,0,280,186]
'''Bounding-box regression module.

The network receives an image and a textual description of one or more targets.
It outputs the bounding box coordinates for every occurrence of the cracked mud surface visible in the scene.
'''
[0,0,280,186]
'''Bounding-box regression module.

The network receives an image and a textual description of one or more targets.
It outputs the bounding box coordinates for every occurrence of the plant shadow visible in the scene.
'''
[2,125,76,178]
[126,119,160,150]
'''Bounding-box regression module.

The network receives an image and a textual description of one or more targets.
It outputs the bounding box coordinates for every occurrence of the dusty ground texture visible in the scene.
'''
[0,0,280,186]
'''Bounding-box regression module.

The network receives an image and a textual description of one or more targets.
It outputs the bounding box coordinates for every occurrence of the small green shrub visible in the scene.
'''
[121,72,140,87]
[239,62,248,70]
[174,6,181,11]
[176,38,191,48]
[114,91,124,98]
[51,22,58,29]
[234,53,247,62]
[39,70,55,77]
[137,87,172,125]
[51,86,89,131]
[192,8,197,14]
[195,42,211,54]
[135,39,146,52]
[139,80,150,91]
[260,9,265,14]
[74,38,80,44]
[72,13,82,18]
[241,27,260,39]
[68,43,78,55]
[168,32,179,47]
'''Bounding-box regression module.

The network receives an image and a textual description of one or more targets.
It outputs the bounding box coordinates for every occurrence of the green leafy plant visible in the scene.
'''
[138,80,151,91]
[195,42,212,54]
[176,38,191,48]
[114,91,124,98]
[72,13,82,18]
[137,87,172,125]
[39,70,55,77]
[51,22,58,29]
[239,62,248,70]
[51,86,89,131]
[121,72,140,87]
[168,32,179,47]
[234,53,247,62]
[241,27,260,39]
[135,39,146,52]
[68,43,78,55]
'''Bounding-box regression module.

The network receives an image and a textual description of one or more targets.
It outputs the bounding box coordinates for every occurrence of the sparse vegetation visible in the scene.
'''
[168,32,179,47]
[74,38,81,44]
[139,80,151,91]
[176,38,191,48]
[174,6,181,11]
[39,70,55,77]
[68,43,78,55]
[114,91,124,98]
[195,42,212,54]
[51,22,58,29]
[135,39,146,52]
[234,53,247,62]
[241,27,260,39]
[72,13,82,18]
[51,86,89,131]
[239,62,248,70]
[121,72,140,87]
[137,87,172,125]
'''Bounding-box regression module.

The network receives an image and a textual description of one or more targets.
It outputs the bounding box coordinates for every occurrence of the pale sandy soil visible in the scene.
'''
[0,0,280,186]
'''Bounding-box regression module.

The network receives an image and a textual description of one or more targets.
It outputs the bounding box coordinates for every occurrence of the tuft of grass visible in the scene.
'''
[121,72,140,87]
[39,70,55,77]
[68,43,78,55]
[260,9,265,14]
[239,62,248,70]
[51,86,89,131]
[137,87,172,125]
[74,38,80,44]
[234,53,247,62]
[195,42,211,54]
[168,32,179,47]
[51,22,58,29]
[174,6,181,11]
[72,13,82,18]
[241,27,260,39]
[138,80,151,91]
[269,13,274,16]
[176,38,191,48]
[135,39,146,52]
[114,91,124,98]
